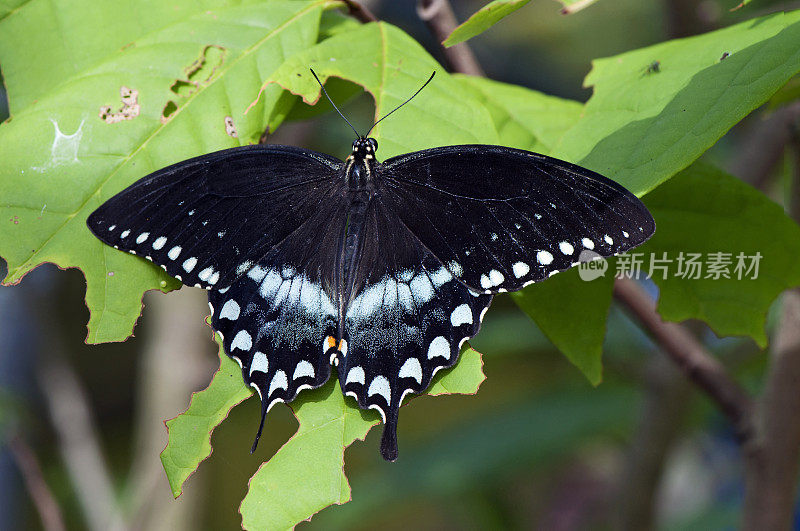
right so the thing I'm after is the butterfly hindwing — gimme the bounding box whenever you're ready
[87,145,342,290]
[208,200,347,446]
[339,197,493,461]
[381,145,655,293]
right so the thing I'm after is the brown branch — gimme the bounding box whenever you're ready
[342,0,377,23]
[416,0,485,76]
[7,435,67,531]
[612,278,755,441]
[742,288,800,530]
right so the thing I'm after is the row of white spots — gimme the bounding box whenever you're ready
[346,265,454,323]
[252,266,336,318]
[479,269,505,289]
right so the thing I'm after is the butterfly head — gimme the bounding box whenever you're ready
[352,137,378,160]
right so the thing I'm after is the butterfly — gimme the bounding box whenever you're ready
[87,70,655,461]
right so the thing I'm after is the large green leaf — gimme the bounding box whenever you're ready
[639,163,800,346]
[556,10,800,196]
[0,0,334,342]
[268,21,498,158]
[443,0,532,47]
[239,348,484,529]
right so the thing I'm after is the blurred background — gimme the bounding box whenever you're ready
[1,0,799,529]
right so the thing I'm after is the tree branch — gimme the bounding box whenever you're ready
[612,278,755,441]
[416,0,485,76]
[342,0,377,23]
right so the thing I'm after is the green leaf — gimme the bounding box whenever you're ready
[556,10,800,196]
[269,21,499,157]
[443,0,531,47]
[0,0,334,342]
[160,332,251,498]
[456,74,583,153]
[239,348,485,529]
[639,163,800,346]
[512,269,613,385]
[557,0,600,14]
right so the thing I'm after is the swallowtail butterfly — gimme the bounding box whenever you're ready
[87,71,655,461]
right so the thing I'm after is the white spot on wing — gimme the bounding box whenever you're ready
[604,234,614,245]
[198,267,214,281]
[168,246,181,260]
[346,366,365,385]
[488,269,504,286]
[537,250,554,265]
[582,238,594,250]
[450,304,473,326]
[427,336,450,360]
[183,257,197,272]
[152,236,167,250]
[120,230,130,239]
[368,376,391,404]
[231,330,251,351]
[250,351,268,375]
[559,241,574,255]
[236,261,253,275]
[512,262,530,278]
[293,361,315,380]
[136,232,149,244]
[398,358,422,383]
[220,300,240,320]
[269,370,288,396]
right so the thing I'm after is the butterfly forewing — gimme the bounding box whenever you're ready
[339,197,492,461]
[381,145,655,293]
[87,145,342,290]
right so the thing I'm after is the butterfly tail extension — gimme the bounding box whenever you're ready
[380,408,400,462]
[250,396,269,454]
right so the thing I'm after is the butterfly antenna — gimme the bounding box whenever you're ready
[309,68,361,139]
[365,71,435,138]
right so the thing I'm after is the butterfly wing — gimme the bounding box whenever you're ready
[340,196,493,461]
[208,197,347,449]
[87,145,343,290]
[380,145,655,293]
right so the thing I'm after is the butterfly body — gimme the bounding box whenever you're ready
[88,132,654,462]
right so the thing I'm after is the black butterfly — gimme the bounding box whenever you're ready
[87,71,655,461]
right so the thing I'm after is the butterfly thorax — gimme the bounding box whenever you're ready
[344,137,379,190]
